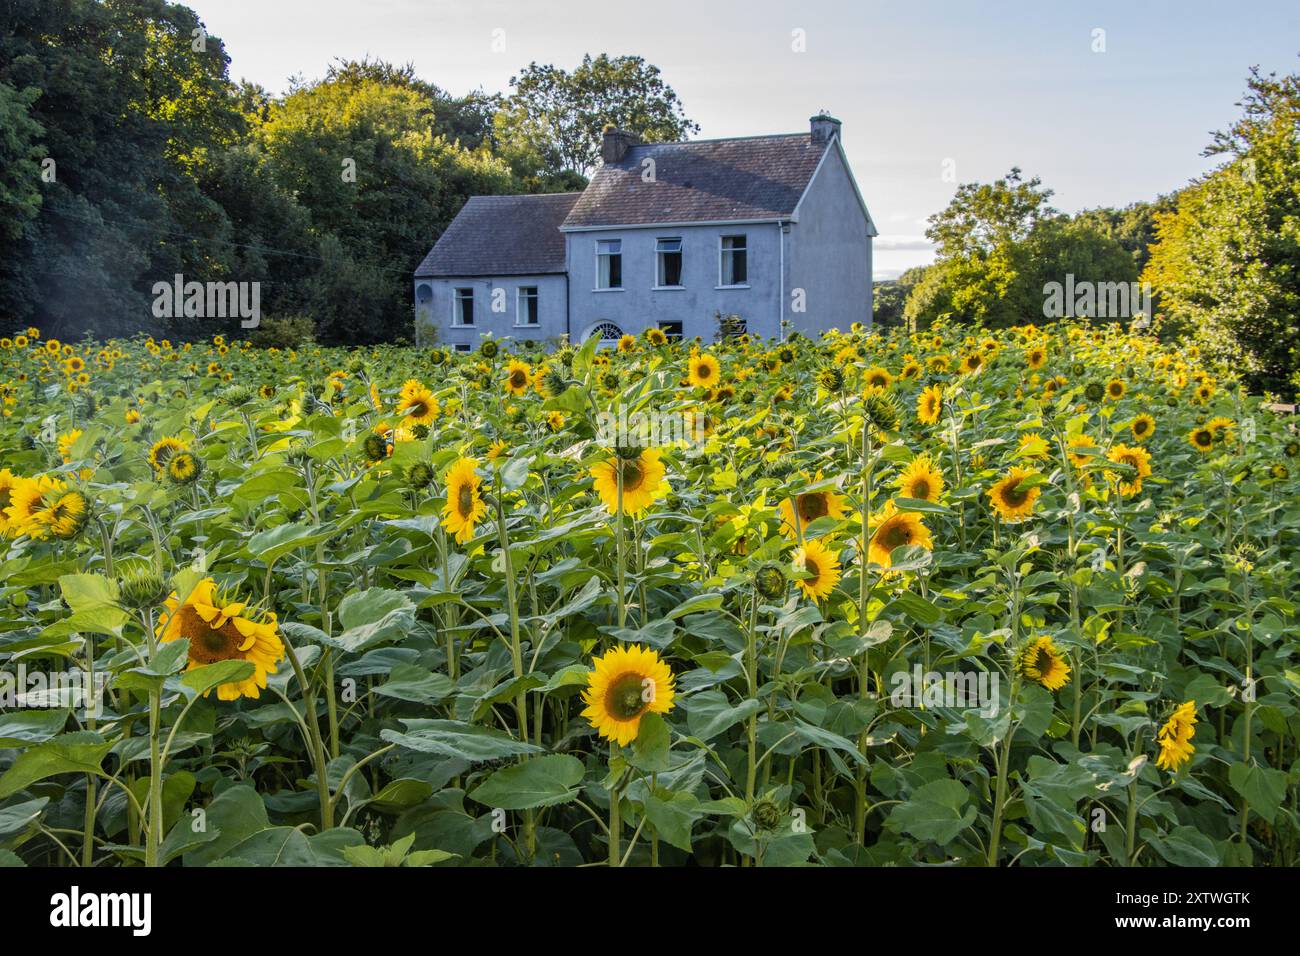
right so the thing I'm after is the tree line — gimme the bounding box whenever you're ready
[877,62,1300,397]
[0,0,697,345]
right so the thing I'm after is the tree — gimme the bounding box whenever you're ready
[252,68,516,342]
[498,54,699,176]
[0,0,244,338]
[1142,64,1300,395]
[905,169,1141,329]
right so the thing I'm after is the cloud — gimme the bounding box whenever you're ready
[874,235,934,252]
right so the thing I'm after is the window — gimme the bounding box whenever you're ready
[453,342,472,353]
[453,287,474,326]
[586,321,623,344]
[656,237,683,287]
[720,235,748,286]
[658,321,683,341]
[596,239,622,289]
[718,313,747,338]
[516,287,539,327]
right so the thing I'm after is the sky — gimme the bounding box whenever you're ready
[192,0,1300,279]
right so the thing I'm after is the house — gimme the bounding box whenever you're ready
[412,114,877,349]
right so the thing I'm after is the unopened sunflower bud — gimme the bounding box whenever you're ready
[751,799,782,832]
[406,461,434,491]
[754,562,788,601]
[117,564,169,610]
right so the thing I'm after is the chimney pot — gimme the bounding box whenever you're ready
[810,113,841,144]
[602,127,640,164]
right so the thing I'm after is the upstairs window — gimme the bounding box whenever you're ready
[517,287,539,326]
[720,235,748,286]
[596,239,622,289]
[656,237,683,287]
[453,288,474,326]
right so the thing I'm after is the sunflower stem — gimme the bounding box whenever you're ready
[494,487,535,859]
[281,630,334,830]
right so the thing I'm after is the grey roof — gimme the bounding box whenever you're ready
[414,192,581,277]
[562,133,828,229]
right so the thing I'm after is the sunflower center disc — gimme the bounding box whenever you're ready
[606,674,648,720]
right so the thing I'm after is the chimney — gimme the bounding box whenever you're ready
[601,126,640,164]
[810,113,841,145]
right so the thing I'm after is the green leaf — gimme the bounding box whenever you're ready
[373,665,454,704]
[0,733,112,799]
[468,754,585,810]
[0,709,70,748]
[245,521,333,566]
[1228,763,1288,825]
[0,798,48,841]
[885,779,976,844]
[685,689,762,742]
[331,588,416,653]
[628,712,672,772]
[57,574,119,612]
[181,660,256,698]
[381,719,542,763]
[642,788,699,853]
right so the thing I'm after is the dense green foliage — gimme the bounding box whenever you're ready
[0,2,696,344]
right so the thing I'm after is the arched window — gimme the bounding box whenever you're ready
[583,321,623,344]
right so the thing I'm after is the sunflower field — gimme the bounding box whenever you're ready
[0,320,1297,869]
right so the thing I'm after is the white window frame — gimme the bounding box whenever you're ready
[451,287,475,327]
[595,239,623,291]
[718,234,750,289]
[654,237,684,289]
[514,286,540,328]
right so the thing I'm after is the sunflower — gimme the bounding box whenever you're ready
[646,327,667,347]
[1026,346,1047,369]
[396,381,439,426]
[958,352,983,375]
[1016,432,1050,460]
[125,408,141,425]
[1066,434,1098,469]
[545,410,566,432]
[503,360,531,396]
[590,448,667,516]
[4,475,60,537]
[617,334,637,353]
[867,499,933,569]
[157,578,284,701]
[167,451,203,486]
[779,482,848,538]
[1206,415,1235,439]
[486,438,509,462]
[1105,443,1153,497]
[792,538,841,602]
[987,466,1041,523]
[862,366,893,393]
[1105,378,1126,400]
[1187,425,1215,453]
[895,454,944,502]
[1155,700,1197,772]
[1130,413,1155,442]
[148,436,188,474]
[32,485,90,540]
[581,644,676,746]
[916,384,943,425]
[57,429,82,463]
[687,353,720,388]
[441,457,487,543]
[0,469,24,537]
[1014,635,1071,691]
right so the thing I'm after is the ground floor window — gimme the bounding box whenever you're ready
[658,321,684,341]
[586,321,623,343]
